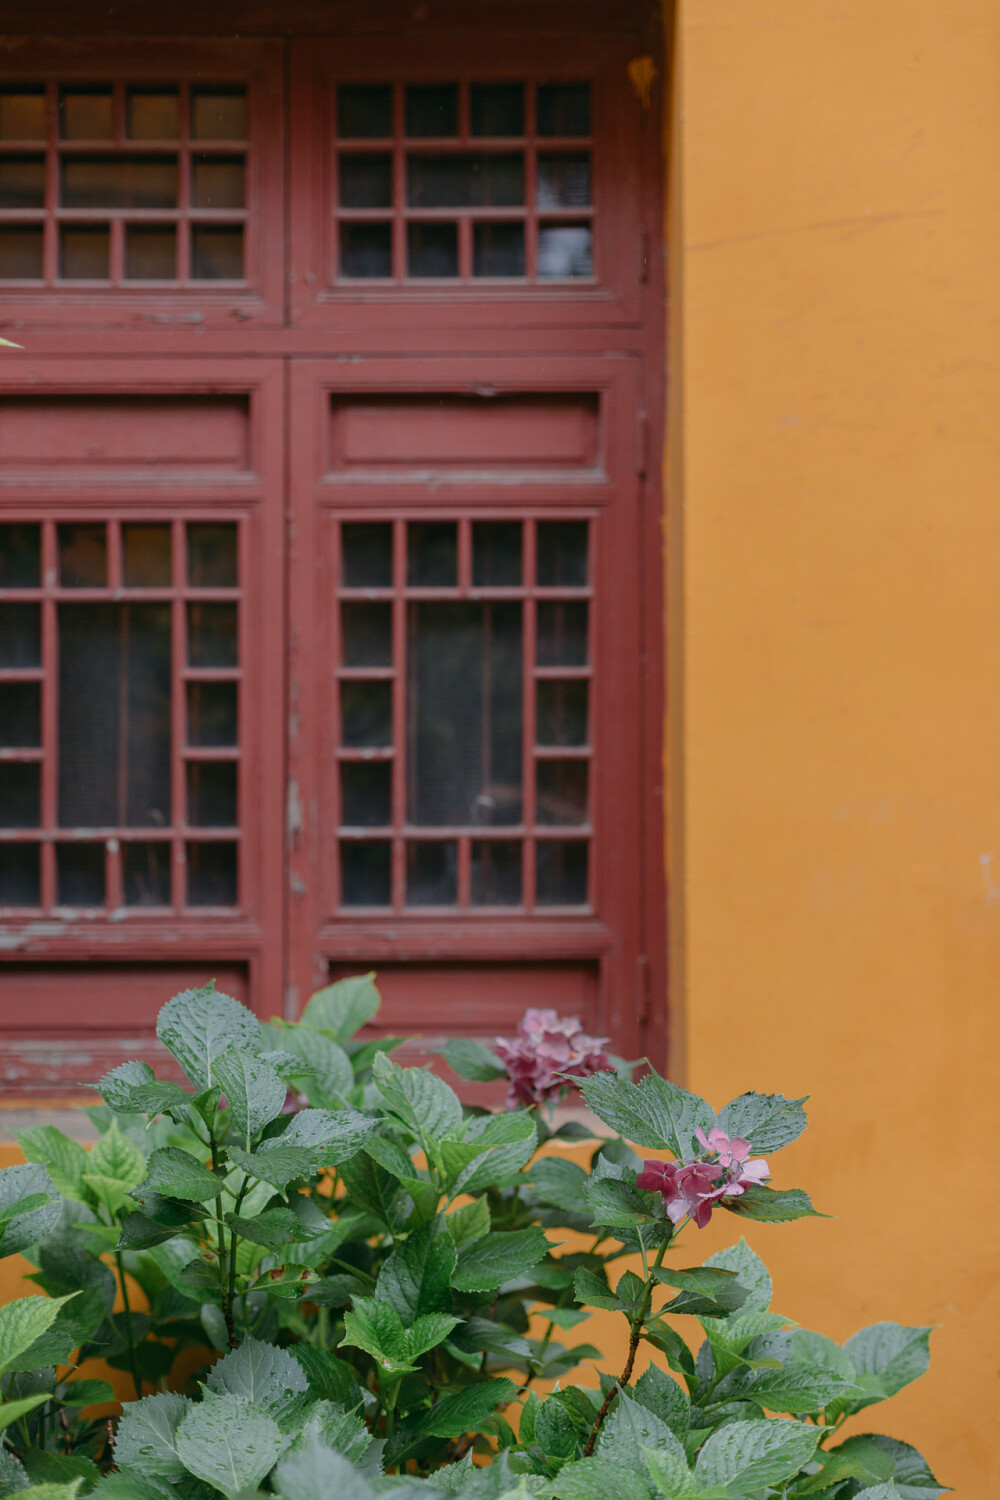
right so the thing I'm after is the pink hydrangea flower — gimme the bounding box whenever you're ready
[637,1127,770,1229]
[495,1008,610,1109]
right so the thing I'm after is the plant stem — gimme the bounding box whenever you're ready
[583,1233,671,1456]
[210,1137,238,1349]
[115,1250,143,1401]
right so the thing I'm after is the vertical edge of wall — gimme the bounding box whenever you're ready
[663,0,687,1083]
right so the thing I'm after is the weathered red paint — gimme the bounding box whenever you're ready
[0,2,666,1091]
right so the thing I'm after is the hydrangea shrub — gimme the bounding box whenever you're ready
[0,978,945,1500]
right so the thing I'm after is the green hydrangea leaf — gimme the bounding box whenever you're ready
[206,1337,309,1417]
[264,1026,354,1107]
[16,1129,90,1202]
[156,985,262,1092]
[299,973,381,1045]
[142,1148,224,1202]
[551,1456,656,1500]
[523,1159,591,1217]
[0,1166,61,1257]
[413,1377,517,1438]
[715,1093,808,1154]
[432,1038,507,1083]
[371,1052,463,1143]
[273,1430,375,1500]
[721,1185,823,1222]
[694,1418,821,1494]
[175,1391,283,1496]
[93,1060,156,1112]
[452,1228,550,1293]
[227,1146,316,1191]
[89,1121,146,1188]
[272,1108,376,1165]
[213,1048,287,1147]
[376,1221,457,1322]
[843,1324,932,1401]
[579,1072,716,1156]
[0,1294,77,1377]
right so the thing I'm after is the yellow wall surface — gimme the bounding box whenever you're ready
[669,2,1000,1495]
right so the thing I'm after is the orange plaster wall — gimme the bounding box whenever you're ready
[668,2,1000,1494]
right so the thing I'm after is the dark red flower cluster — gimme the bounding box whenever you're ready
[636,1128,770,1228]
[495,1008,610,1109]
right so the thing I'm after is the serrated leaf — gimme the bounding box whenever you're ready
[722,1185,822,1222]
[224,1207,306,1251]
[270,1107,375,1165]
[551,1457,651,1500]
[792,1329,856,1381]
[267,1026,353,1106]
[0,1294,76,1376]
[290,1346,362,1408]
[142,1148,223,1202]
[633,1364,690,1434]
[371,1052,463,1143]
[580,1071,715,1156]
[0,1446,28,1494]
[89,1476,173,1500]
[598,1391,687,1473]
[16,1129,89,1201]
[834,1434,945,1499]
[413,1377,517,1438]
[716,1092,808,1154]
[175,1390,282,1497]
[572,1266,624,1312]
[128,1082,193,1120]
[89,1121,146,1188]
[274,1430,375,1500]
[339,1297,409,1369]
[20,1454,97,1493]
[643,1444,698,1497]
[156,985,262,1091]
[0,1393,50,1431]
[81,1174,137,1218]
[452,1228,550,1292]
[448,1317,531,1362]
[94,1060,156,1112]
[213,1048,287,1147]
[0,1166,61,1257]
[376,1222,457,1322]
[694,1418,820,1494]
[112,1391,193,1477]
[432,1037,507,1082]
[843,1324,932,1400]
[446,1197,491,1248]
[227,1145,316,1191]
[523,1158,591,1216]
[726,1362,859,1414]
[206,1337,309,1416]
[300,972,381,1044]
[58,1378,115,1406]
[406,1311,461,1360]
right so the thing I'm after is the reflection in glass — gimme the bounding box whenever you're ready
[342,522,393,587]
[407,601,522,826]
[471,84,524,137]
[125,225,176,280]
[0,157,45,209]
[187,761,237,827]
[0,682,41,747]
[537,223,593,278]
[339,153,392,209]
[338,85,393,140]
[340,222,392,278]
[56,843,105,906]
[473,521,522,586]
[188,603,238,667]
[59,603,172,828]
[0,844,39,905]
[405,84,458,138]
[0,524,40,587]
[407,221,458,277]
[406,840,456,904]
[186,840,237,904]
[341,680,392,748]
[60,88,113,140]
[537,152,591,209]
[0,763,39,826]
[408,522,456,586]
[127,90,179,140]
[191,90,246,141]
[537,520,588,586]
[191,225,244,279]
[187,681,238,747]
[59,523,106,587]
[407,153,523,208]
[60,226,110,280]
[536,838,588,904]
[341,761,392,826]
[0,605,41,668]
[536,83,591,138]
[122,523,171,587]
[0,228,43,279]
[537,600,588,666]
[0,90,46,142]
[124,841,171,905]
[188,523,238,587]
[473,222,524,277]
[536,758,588,825]
[537,679,588,747]
[341,840,391,905]
[341,602,392,667]
[471,839,522,905]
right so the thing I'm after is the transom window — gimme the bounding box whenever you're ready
[0,518,243,911]
[334,517,593,911]
[333,81,593,281]
[0,83,248,283]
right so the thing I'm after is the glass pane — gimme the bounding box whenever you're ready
[0,227,43,279]
[407,601,522,826]
[127,90,179,140]
[536,839,588,904]
[187,681,237,747]
[405,84,458,138]
[187,523,238,587]
[124,840,171,905]
[536,83,591,137]
[0,524,40,587]
[408,522,456,586]
[0,89,46,142]
[341,680,392,748]
[122,523,172,586]
[340,761,391,826]
[192,155,245,209]
[0,763,39,827]
[61,157,179,209]
[191,225,244,280]
[0,844,39,905]
[60,88,113,140]
[61,226,110,280]
[187,840,237,904]
[537,223,593,278]
[471,839,522,905]
[58,603,172,828]
[537,679,588,747]
[537,520,588,585]
[473,521,522,586]
[339,153,392,209]
[191,90,246,141]
[0,605,41,667]
[342,522,393,587]
[187,761,237,827]
[340,840,390,905]
[407,221,458,277]
[537,152,591,209]
[536,758,588,825]
[537,600,588,666]
[0,681,41,747]
[188,603,238,667]
[471,84,524,137]
[56,843,105,906]
[125,225,176,280]
[341,602,392,667]
[59,523,106,587]
[0,157,45,208]
[406,840,456,905]
[340,222,392,279]
[473,222,524,277]
[407,153,523,208]
[338,85,393,140]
